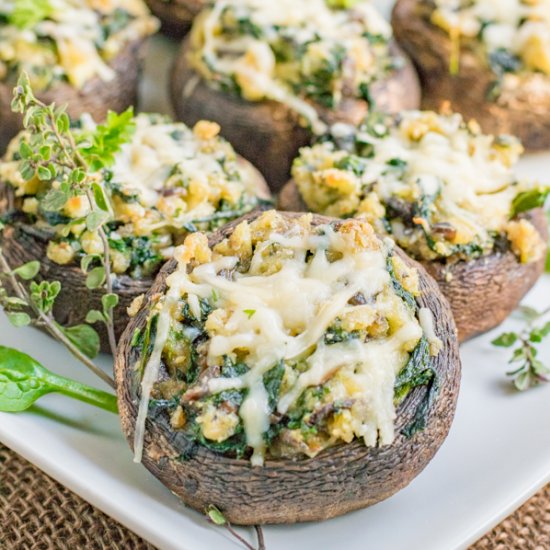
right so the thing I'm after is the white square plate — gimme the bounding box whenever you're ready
[1,2,550,548]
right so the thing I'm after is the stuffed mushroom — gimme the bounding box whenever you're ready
[116,210,461,524]
[279,110,549,341]
[392,0,550,150]
[0,0,159,151]
[0,113,270,351]
[170,0,420,191]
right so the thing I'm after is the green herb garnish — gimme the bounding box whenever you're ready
[510,188,550,218]
[0,346,117,413]
[8,0,53,29]
[492,305,550,390]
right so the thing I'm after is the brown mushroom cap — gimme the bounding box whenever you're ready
[278,180,549,342]
[115,210,461,525]
[0,38,147,154]
[144,0,204,36]
[170,38,420,192]
[392,0,550,151]
[0,160,270,353]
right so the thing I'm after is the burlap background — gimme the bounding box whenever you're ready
[0,444,548,549]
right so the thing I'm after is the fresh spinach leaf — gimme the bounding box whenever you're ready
[0,346,117,413]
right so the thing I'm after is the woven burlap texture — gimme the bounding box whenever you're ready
[0,444,548,550]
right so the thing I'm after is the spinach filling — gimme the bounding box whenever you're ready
[141,299,437,458]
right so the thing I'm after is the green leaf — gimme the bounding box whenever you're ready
[85,310,106,324]
[70,168,86,184]
[81,108,135,169]
[243,309,256,319]
[39,145,51,160]
[81,254,100,273]
[509,346,525,363]
[206,505,227,526]
[20,161,35,181]
[263,361,284,410]
[92,182,110,212]
[513,305,541,322]
[491,332,518,348]
[510,188,550,218]
[37,165,51,181]
[19,141,33,159]
[86,211,107,232]
[394,337,434,403]
[86,266,106,289]
[41,188,69,211]
[6,296,28,307]
[9,0,54,29]
[30,280,61,313]
[101,293,119,313]
[6,312,31,327]
[532,359,550,376]
[0,346,117,413]
[540,320,550,337]
[12,260,40,280]
[514,371,532,391]
[58,324,100,359]
[56,112,70,134]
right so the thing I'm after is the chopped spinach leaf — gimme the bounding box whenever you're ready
[386,254,417,311]
[263,361,285,410]
[334,155,367,176]
[394,337,439,439]
[324,325,360,345]
[394,337,432,403]
[221,356,249,378]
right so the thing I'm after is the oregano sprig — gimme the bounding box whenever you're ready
[492,305,550,391]
[11,72,135,356]
[206,506,266,550]
[0,248,113,387]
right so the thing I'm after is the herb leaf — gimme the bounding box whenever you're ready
[57,324,100,359]
[492,304,550,390]
[491,332,518,348]
[12,261,40,280]
[0,346,117,413]
[510,188,550,218]
[9,0,53,29]
[81,108,136,169]
[206,505,227,526]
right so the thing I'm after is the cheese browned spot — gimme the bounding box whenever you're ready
[292,110,546,263]
[133,211,441,466]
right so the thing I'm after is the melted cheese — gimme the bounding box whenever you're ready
[188,0,392,133]
[1,113,264,276]
[134,213,435,465]
[432,0,550,76]
[0,0,158,89]
[110,115,247,212]
[293,110,542,262]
